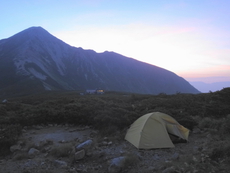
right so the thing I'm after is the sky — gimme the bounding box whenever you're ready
[1,0,230,84]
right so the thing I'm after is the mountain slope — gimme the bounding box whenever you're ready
[0,26,200,95]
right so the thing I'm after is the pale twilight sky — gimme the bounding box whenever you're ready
[0,0,230,83]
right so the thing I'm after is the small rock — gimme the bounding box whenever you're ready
[90,130,98,137]
[53,160,68,168]
[171,152,179,160]
[10,144,21,152]
[0,160,5,164]
[59,140,66,143]
[162,166,177,173]
[35,139,53,149]
[42,146,51,152]
[102,141,108,146]
[206,133,211,139]
[76,139,93,152]
[153,154,160,160]
[28,148,40,157]
[69,167,76,172]
[193,156,198,162]
[23,159,38,168]
[193,127,201,134]
[40,161,47,168]
[108,156,125,173]
[75,149,85,160]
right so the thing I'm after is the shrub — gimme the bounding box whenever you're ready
[220,114,230,134]
[198,117,223,130]
[0,124,22,156]
[210,142,230,161]
[177,116,198,130]
[5,102,22,111]
[0,106,7,116]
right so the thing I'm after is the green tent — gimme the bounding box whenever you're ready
[125,112,189,149]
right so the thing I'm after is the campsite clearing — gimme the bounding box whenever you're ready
[0,124,227,173]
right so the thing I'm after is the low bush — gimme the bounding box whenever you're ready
[177,115,198,130]
[220,114,230,135]
[210,142,230,162]
[198,117,223,130]
[0,124,22,156]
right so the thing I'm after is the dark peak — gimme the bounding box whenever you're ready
[8,26,52,40]
[7,26,58,45]
[18,26,50,37]
[24,26,47,32]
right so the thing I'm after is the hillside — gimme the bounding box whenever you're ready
[0,26,199,96]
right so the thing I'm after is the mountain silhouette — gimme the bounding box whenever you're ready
[0,26,200,96]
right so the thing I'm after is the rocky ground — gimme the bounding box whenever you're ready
[0,124,227,173]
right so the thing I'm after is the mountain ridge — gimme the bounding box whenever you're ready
[189,81,230,93]
[0,26,200,96]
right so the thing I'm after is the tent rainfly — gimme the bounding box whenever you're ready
[125,112,189,149]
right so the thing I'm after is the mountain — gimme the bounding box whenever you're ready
[189,81,230,93]
[0,26,200,96]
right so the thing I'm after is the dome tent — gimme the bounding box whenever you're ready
[125,112,189,149]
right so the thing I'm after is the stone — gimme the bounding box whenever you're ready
[28,148,40,157]
[153,154,160,160]
[34,139,51,149]
[108,156,125,173]
[76,139,93,152]
[10,144,21,152]
[69,167,76,172]
[59,140,66,143]
[162,166,177,173]
[23,159,38,168]
[102,141,108,146]
[53,160,68,168]
[75,149,85,160]
[171,152,179,160]
[193,127,201,134]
